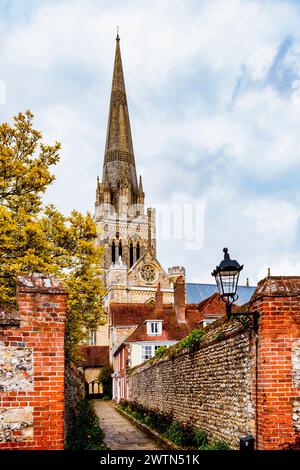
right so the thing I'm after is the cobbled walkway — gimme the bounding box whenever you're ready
[93,400,161,450]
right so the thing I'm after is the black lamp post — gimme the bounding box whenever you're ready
[212,248,259,331]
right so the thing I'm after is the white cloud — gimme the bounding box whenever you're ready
[1,0,300,284]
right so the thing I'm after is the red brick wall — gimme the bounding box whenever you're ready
[251,276,300,450]
[0,274,67,450]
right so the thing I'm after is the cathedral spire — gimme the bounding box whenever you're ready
[102,34,138,203]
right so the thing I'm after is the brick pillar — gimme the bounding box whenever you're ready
[250,276,300,450]
[18,274,67,450]
[0,273,67,450]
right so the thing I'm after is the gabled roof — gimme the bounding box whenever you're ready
[78,346,109,367]
[197,292,226,315]
[186,283,256,306]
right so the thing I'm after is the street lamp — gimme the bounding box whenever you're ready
[212,248,259,331]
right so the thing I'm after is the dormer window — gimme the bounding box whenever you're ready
[146,320,162,336]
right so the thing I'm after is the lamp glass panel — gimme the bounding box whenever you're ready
[219,270,239,296]
[215,273,223,295]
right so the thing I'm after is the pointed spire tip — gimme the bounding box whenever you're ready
[116,26,120,41]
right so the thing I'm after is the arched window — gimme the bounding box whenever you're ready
[136,242,140,261]
[129,242,134,268]
[118,240,122,259]
[112,240,116,264]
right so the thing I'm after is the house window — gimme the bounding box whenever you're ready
[89,331,97,345]
[142,345,152,362]
[147,321,162,336]
[142,344,165,362]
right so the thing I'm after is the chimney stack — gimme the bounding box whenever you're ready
[174,276,186,322]
[155,283,163,311]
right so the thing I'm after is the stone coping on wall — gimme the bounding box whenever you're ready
[16,273,67,294]
[251,276,300,302]
[127,315,247,377]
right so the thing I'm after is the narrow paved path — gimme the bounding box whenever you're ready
[93,400,161,450]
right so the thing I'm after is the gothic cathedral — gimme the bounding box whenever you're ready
[94,34,182,322]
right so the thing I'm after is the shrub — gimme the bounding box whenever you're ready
[98,364,113,399]
[178,329,205,352]
[65,398,106,450]
[143,415,154,427]
[194,429,208,448]
[164,421,185,446]
[200,439,230,450]
[150,409,173,434]
[102,394,111,401]
[155,346,167,359]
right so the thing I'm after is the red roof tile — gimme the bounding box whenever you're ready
[110,303,155,326]
[112,293,231,356]
[197,293,227,316]
[78,346,109,367]
[119,305,201,344]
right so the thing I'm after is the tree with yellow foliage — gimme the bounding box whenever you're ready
[0,111,105,362]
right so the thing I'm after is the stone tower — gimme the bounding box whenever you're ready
[95,34,156,280]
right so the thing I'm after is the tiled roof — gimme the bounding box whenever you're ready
[197,292,227,315]
[186,283,256,306]
[123,305,200,345]
[110,303,154,326]
[112,288,244,356]
[78,346,109,367]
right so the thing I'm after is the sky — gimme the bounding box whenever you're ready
[1,0,300,285]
